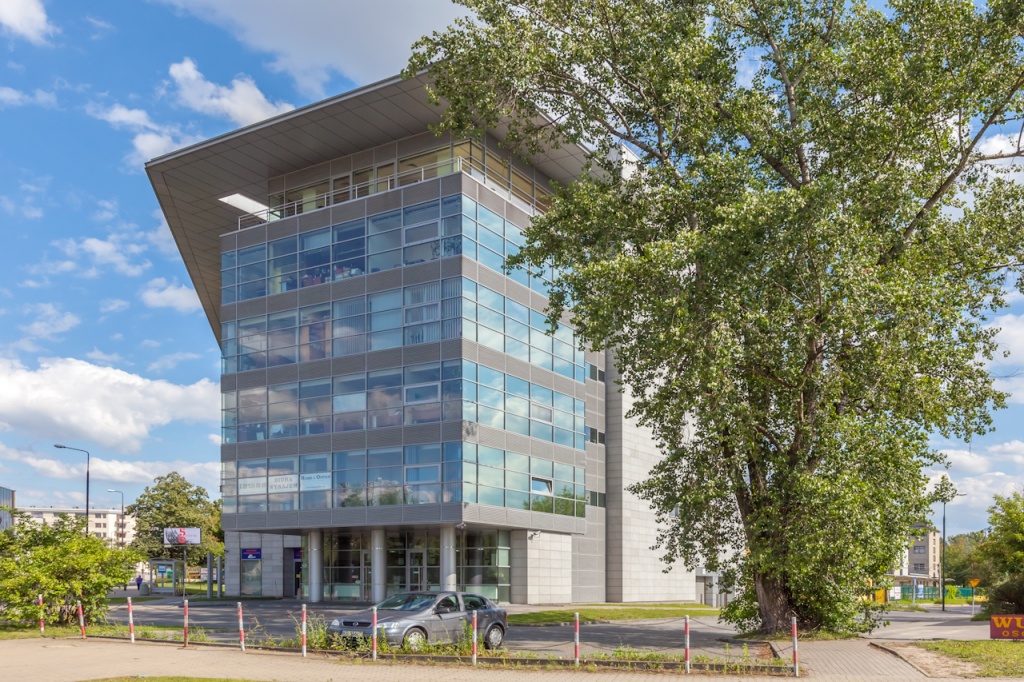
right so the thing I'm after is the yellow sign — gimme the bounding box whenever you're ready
[969,578,980,588]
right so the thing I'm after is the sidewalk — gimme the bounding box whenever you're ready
[0,636,982,681]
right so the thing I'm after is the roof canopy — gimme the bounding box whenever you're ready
[146,73,588,338]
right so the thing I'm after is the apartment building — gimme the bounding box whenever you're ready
[19,506,137,547]
[147,73,698,603]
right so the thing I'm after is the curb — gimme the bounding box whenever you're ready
[868,641,931,678]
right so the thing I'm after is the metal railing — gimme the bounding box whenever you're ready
[236,156,553,231]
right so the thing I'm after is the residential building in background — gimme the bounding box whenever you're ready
[891,522,942,589]
[0,485,15,531]
[19,506,137,547]
[147,73,699,603]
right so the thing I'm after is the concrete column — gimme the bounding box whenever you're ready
[309,529,323,603]
[440,526,457,591]
[371,528,386,602]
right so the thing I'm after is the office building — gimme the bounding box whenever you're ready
[0,485,14,531]
[147,73,698,603]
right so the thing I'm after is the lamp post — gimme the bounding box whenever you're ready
[54,444,90,531]
[939,485,967,612]
[107,489,124,549]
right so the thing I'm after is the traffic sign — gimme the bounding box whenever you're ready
[969,578,980,587]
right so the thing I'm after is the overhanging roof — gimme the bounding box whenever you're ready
[146,73,590,340]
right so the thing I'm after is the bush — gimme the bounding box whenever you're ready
[983,576,1024,615]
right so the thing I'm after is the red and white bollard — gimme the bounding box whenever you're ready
[127,597,135,643]
[684,615,691,674]
[77,600,86,639]
[371,606,378,661]
[301,604,307,657]
[472,609,478,666]
[574,612,580,666]
[38,594,44,635]
[183,599,189,647]
[792,616,799,677]
[237,602,245,652]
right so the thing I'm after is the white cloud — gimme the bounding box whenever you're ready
[110,332,124,341]
[53,230,151,277]
[0,86,56,109]
[140,278,201,313]
[92,199,118,222]
[155,0,465,96]
[207,433,222,447]
[146,210,179,257]
[85,16,114,40]
[0,356,218,453]
[0,178,47,219]
[168,57,293,127]
[0,0,57,46]
[17,303,79,342]
[147,351,201,373]
[100,298,129,314]
[140,339,161,348]
[0,443,220,490]
[85,348,125,365]
[86,102,203,167]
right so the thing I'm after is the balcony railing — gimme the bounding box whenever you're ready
[236,156,550,231]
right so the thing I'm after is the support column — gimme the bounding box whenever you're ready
[441,526,457,591]
[309,529,323,603]
[371,528,386,603]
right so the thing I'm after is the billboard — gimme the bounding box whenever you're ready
[163,527,201,546]
[991,615,1024,639]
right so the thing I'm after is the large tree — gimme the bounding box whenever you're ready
[0,509,140,625]
[409,0,1024,633]
[127,472,223,563]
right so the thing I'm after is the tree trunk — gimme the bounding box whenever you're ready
[754,572,794,634]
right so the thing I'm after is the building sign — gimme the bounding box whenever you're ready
[268,474,299,493]
[162,527,201,546]
[241,548,261,560]
[991,616,1024,639]
[238,477,268,496]
[300,472,332,491]
[293,548,303,560]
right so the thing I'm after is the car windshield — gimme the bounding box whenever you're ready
[376,593,437,611]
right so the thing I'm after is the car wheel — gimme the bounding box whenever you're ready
[404,627,427,650]
[484,624,504,650]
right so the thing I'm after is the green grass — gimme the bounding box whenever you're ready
[0,623,186,641]
[918,640,1024,677]
[105,596,162,605]
[508,606,720,626]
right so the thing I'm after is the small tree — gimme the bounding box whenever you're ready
[0,509,140,625]
[127,472,223,563]
[979,492,1024,614]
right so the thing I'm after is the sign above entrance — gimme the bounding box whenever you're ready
[241,548,262,560]
[163,527,201,546]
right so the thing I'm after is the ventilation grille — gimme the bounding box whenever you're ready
[236,370,269,390]
[331,201,365,224]
[266,291,299,313]
[237,226,267,248]
[266,364,299,384]
[266,439,299,457]
[221,375,237,392]
[298,359,331,380]
[404,424,441,444]
[298,284,331,306]
[366,269,402,292]
[367,428,403,447]
[332,278,366,299]
[403,261,441,285]
[298,210,331,232]
[402,178,440,205]
[236,299,267,318]
[267,219,298,241]
[299,435,332,453]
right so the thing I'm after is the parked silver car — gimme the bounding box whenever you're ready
[328,591,508,649]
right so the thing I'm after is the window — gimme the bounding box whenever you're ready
[913,546,926,554]
[531,478,552,495]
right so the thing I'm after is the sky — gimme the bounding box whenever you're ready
[0,0,1019,538]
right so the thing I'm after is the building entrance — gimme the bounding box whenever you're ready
[407,549,428,591]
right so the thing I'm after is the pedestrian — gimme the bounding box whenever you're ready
[135,575,143,590]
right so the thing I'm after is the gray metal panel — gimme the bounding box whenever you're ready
[476,267,506,293]
[266,291,299,313]
[297,284,331,305]
[332,432,368,450]
[351,149,374,171]
[236,298,267,318]
[504,356,531,382]
[531,513,555,531]
[221,513,237,530]
[285,162,330,189]
[267,218,299,240]
[266,438,299,457]
[298,509,333,527]
[505,433,531,456]
[478,427,505,449]
[330,155,352,177]
[553,515,575,534]
[235,513,268,529]
[369,505,404,524]
[475,505,507,525]
[333,507,369,525]
[530,440,554,458]
[403,260,440,285]
[298,359,332,380]
[221,233,237,251]
[366,348,403,369]
[299,435,332,453]
[332,277,366,299]
[236,442,268,459]
[220,444,237,461]
[403,343,440,365]
[298,209,331,232]
[506,508,532,528]
[440,256,463,279]
[221,304,237,322]
[505,283,530,306]
[331,200,366,224]
[367,428,403,447]
[439,172,463,197]
[440,503,464,522]
[237,225,268,247]
[476,184,507,216]
[404,505,441,522]
[374,141,398,163]
[332,355,367,374]
[267,511,299,528]
[529,366,554,388]
[366,269,402,292]
[403,423,441,444]
[366,190,401,215]
[440,339,463,360]
[221,374,237,392]
[236,370,269,389]
[402,178,440,206]
[440,421,465,441]
[266,364,299,384]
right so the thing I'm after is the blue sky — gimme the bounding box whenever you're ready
[0,0,1018,538]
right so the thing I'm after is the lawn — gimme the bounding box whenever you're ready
[918,640,1024,677]
[508,606,719,626]
[106,596,162,605]
[0,623,183,641]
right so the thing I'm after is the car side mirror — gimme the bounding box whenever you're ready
[435,605,450,614]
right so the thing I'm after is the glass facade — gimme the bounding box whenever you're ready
[223,442,585,517]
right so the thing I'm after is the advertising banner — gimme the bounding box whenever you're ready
[300,472,332,491]
[162,527,201,546]
[238,477,268,496]
[241,548,262,560]
[268,474,299,493]
[991,615,1024,639]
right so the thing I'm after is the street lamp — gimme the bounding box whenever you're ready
[107,489,124,549]
[54,444,90,531]
[941,490,967,612]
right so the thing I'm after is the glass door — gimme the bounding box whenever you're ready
[407,549,427,591]
[362,550,373,601]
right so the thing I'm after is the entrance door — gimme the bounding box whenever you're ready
[407,549,427,591]
[362,550,373,601]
